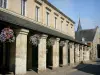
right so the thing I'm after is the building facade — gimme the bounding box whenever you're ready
[0,0,90,74]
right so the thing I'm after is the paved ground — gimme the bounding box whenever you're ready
[25,62,92,75]
[68,59,100,75]
[0,60,98,75]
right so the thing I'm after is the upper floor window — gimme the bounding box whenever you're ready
[61,21,63,31]
[71,24,73,28]
[0,0,7,8]
[21,0,26,16]
[35,6,39,21]
[46,12,49,26]
[54,17,57,28]
[66,21,69,26]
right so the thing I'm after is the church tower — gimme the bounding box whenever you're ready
[77,17,82,31]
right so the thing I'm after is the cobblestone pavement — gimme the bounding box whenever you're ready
[68,59,100,75]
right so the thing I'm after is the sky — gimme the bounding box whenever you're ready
[48,0,100,30]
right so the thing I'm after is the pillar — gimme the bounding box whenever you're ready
[38,34,48,72]
[69,42,74,65]
[74,44,79,64]
[86,47,90,61]
[77,44,80,63]
[74,44,77,63]
[15,29,29,74]
[52,38,60,68]
[83,46,87,62]
[62,40,69,66]
[79,45,83,62]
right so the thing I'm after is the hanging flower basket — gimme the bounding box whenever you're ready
[47,37,55,46]
[30,34,40,46]
[60,41,65,47]
[0,28,15,43]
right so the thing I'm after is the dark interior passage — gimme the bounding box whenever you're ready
[32,45,38,71]
[59,47,63,67]
[97,44,100,58]
[0,42,10,73]
[46,46,53,69]
[68,47,70,64]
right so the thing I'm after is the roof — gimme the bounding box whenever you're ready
[0,8,87,46]
[75,28,97,42]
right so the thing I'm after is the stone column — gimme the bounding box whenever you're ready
[85,47,90,61]
[62,40,69,66]
[74,44,77,63]
[69,42,74,65]
[81,45,84,61]
[52,38,60,69]
[74,44,79,64]
[79,45,83,62]
[38,34,48,72]
[83,46,87,62]
[15,29,29,74]
[88,47,90,60]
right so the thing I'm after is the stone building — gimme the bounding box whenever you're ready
[0,0,90,74]
[76,18,100,61]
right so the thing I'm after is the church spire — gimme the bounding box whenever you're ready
[77,17,82,31]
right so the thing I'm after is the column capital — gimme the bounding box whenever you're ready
[69,42,74,45]
[79,45,82,49]
[66,40,69,43]
[56,38,60,42]
[74,44,78,48]
[41,34,48,39]
[16,29,29,35]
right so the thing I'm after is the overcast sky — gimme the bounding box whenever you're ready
[48,0,100,30]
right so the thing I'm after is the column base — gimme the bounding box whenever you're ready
[38,69,46,73]
[69,63,75,67]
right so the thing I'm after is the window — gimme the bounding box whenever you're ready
[71,24,73,28]
[66,21,69,26]
[61,21,63,31]
[35,6,39,21]
[54,17,57,28]
[0,0,7,8]
[21,0,26,16]
[46,12,49,26]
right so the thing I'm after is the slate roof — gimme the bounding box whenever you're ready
[75,28,97,42]
[0,8,87,45]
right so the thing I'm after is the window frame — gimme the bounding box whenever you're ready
[46,12,49,26]
[54,17,57,28]
[35,6,39,21]
[61,21,63,31]
[21,0,26,16]
[0,0,7,8]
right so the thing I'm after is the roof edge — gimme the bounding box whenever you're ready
[44,0,75,24]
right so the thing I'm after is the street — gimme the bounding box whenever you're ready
[69,59,100,75]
